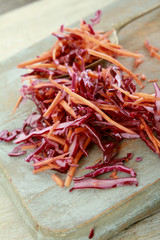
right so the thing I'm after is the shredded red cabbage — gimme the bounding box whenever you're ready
[70,177,138,191]
[89,228,94,239]
[0,10,159,191]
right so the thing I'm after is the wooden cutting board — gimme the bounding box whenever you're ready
[0,1,160,239]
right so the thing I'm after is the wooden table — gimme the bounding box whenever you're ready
[0,0,160,239]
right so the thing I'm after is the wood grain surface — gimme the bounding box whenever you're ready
[0,0,160,240]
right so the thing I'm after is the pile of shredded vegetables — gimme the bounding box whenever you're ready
[1,10,160,191]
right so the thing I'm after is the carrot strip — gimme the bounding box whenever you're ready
[63,129,73,153]
[52,115,59,123]
[57,64,68,72]
[51,174,64,188]
[12,96,23,114]
[64,137,91,187]
[141,74,146,81]
[33,164,60,173]
[21,144,36,150]
[45,88,54,97]
[141,118,159,154]
[148,79,158,83]
[134,92,160,101]
[70,96,84,105]
[33,153,69,167]
[49,76,64,90]
[48,121,60,137]
[134,56,143,68]
[87,71,98,79]
[152,135,160,148]
[52,40,61,60]
[144,40,159,52]
[88,49,144,88]
[152,51,160,61]
[132,98,144,105]
[33,82,57,89]
[17,49,52,68]
[26,63,57,69]
[112,84,139,100]
[140,120,160,149]
[59,100,77,119]
[74,127,87,133]
[83,33,142,58]
[94,103,119,111]
[21,75,40,83]
[144,40,160,61]
[110,171,118,178]
[106,42,122,49]
[99,29,114,39]
[43,133,65,145]
[63,85,136,135]
[43,91,62,118]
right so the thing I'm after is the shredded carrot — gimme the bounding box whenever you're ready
[140,118,159,154]
[64,137,91,187]
[148,79,158,83]
[144,40,160,61]
[59,100,77,119]
[141,74,146,81]
[43,91,62,118]
[99,29,114,39]
[43,133,65,145]
[12,96,23,114]
[9,14,160,191]
[134,92,160,101]
[134,56,143,68]
[74,127,87,133]
[140,119,160,149]
[33,82,57,89]
[51,174,64,188]
[110,171,118,178]
[152,51,160,61]
[44,119,51,127]
[21,144,36,150]
[49,76,64,90]
[33,164,60,173]
[63,129,73,153]
[35,90,44,101]
[17,49,52,68]
[26,63,57,69]
[152,135,160,148]
[106,42,122,49]
[87,71,98,79]
[132,97,144,105]
[21,75,40,84]
[94,103,119,111]
[48,121,60,137]
[70,96,84,105]
[33,153,69,167]
[43,99,53,104]
[63,85,136,135]
[52,40,61,60]
[112,84,139,100]
[52,115,59,123]
[64,28,142,59]
[144,40,159,52]
[88,49,144,88]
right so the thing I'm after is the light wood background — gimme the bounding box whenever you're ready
[0,0,160,239]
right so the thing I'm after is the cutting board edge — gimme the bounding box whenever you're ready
[1,163,160,240]
[1,1,160,239]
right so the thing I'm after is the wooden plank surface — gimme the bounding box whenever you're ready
[0,0,160,240]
